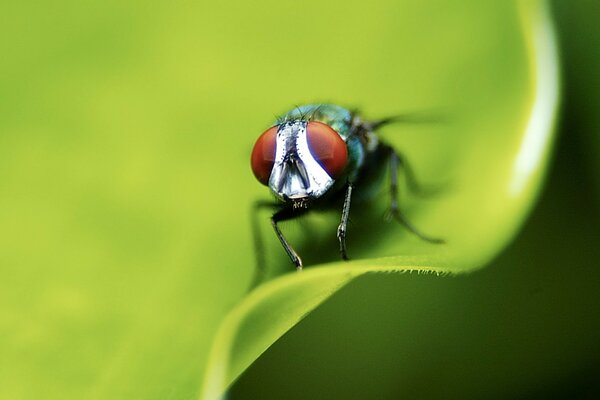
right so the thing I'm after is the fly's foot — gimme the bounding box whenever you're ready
[294,256,304,271]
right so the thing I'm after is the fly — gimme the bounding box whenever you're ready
[250,104,443,270]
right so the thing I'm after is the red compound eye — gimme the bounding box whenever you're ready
[251,126,278,185]
[306,121,348,178]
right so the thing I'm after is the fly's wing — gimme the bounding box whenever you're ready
[367,110,448,131]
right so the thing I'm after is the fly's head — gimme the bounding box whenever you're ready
[251,120,348,206]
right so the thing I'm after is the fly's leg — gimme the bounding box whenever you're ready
[337,183,354,260]
[271,207,306,270]
[395,152,434,196]
[387,147,445,244]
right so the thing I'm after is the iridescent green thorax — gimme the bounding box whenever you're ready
[277,104,366,185]
[279,104,353,139]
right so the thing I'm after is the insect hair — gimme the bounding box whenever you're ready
[274,113,285,125]
[273,103,328,125]
[308,104,323,121]
[294,105,307,121]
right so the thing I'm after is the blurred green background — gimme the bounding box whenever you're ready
[0,0,598,399]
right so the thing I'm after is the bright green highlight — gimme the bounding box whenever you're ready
[0,1,557,399]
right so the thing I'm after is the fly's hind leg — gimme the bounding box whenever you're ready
[385,146,445,244]
[394,151,438,197]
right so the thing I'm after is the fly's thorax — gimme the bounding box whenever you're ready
[280,104,353,139]
[363,130,379,152]
[344,134,366,182]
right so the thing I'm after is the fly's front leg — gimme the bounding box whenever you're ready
[337,183,354,260]
[387,147,445,244]
[271,207,305,270]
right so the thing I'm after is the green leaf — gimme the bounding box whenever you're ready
[202,1,559,398]
[0,1,557,399]
[229,5,600,393]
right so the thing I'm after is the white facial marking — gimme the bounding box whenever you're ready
[268,121,336,200]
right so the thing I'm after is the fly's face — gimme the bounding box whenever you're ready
[251,120,348,202]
